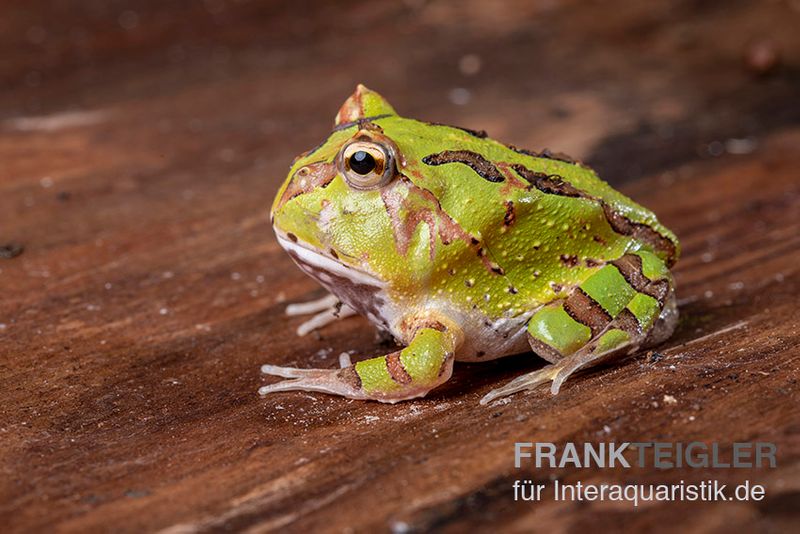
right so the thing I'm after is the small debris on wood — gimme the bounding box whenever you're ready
[0,243,24,259]
[744,39,781,76]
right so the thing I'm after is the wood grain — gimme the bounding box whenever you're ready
[1,1,799,532]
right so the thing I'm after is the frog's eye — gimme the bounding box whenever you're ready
[337,140,396,190]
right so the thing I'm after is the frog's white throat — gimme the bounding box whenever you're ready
[275,233,394,332]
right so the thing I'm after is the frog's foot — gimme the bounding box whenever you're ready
[285,294,356,336]
[479,352,603,405]
[259,321,463,403]
[480,364,560,405]
[259,364,366,398]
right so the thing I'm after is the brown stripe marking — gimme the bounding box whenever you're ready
[527,333,564,363]
[614,309,642,337]
[386,353,413,385]
[336,366,362,390]
[513,163,677,267]
[508,145,577,164]
[564,289,612,337]
[646,279,670,304]
[421,320,447,333]
[611,254,670,304]
[611,254,651,291]
[427,122,488,139]
[333,113,393,132]
[382,175,506,276]
[398,318,449,341]
[602,205,677,267]
[423,150,505,183]
[511,165,583,197]
[277,160,337,209]
[382,176,464,257]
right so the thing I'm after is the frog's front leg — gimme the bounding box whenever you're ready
[481,251,677,404]
[259,319,463,403]
[285,293,356,336]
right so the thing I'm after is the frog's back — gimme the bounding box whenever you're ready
[502,146,679,263]
[380,116,678,260]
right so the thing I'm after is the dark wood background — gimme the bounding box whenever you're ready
[1,1,799,532]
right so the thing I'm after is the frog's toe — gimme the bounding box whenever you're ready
[294,305,356,336]
[550,355,594,395]
[258,365,364,398]
[285,294,340,316]
[285,293,358,336]
[260,363,329,379]
[479,365,560,405]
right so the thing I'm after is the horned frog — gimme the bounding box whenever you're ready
[261,85,679,404]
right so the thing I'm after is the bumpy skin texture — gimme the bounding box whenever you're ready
[262,85,680,404]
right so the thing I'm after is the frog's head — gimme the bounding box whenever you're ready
[273,85,507,307]
[271,85,427,295]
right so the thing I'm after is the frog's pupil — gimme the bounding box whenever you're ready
[349,151,376,175]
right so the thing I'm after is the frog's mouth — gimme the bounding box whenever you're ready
[274,232,387,289]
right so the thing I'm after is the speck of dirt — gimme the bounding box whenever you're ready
[744,39,781,76]
[0,243,24,259]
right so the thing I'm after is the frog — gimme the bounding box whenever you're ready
[260,84,679,405]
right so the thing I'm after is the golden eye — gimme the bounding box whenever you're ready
[337,140,395,190]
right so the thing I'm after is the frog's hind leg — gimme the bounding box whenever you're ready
[481,251,675,404]
[285,293,357,336]
[480,310,645,404]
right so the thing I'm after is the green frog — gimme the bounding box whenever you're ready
[260,85,679,404]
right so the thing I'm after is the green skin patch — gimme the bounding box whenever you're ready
[595,329,631,354]
[355,358,401,394]
[262,85,679,402]
[627,292,661,329]
[528,305,592,356]
[635,249,671,281]
[399,328,452,382]
[580,264,637,317]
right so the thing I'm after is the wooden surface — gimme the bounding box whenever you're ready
[2,1,799,532]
